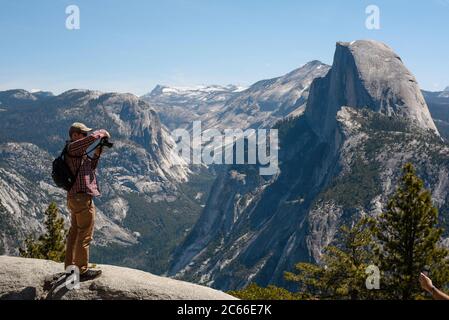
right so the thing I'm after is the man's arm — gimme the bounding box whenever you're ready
[432,287,449,300]
[419,273,449,300]
[68,129,109,156]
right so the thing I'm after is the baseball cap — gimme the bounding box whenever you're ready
[70,122,92,133]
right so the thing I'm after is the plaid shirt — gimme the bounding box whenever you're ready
[65,129,109,197]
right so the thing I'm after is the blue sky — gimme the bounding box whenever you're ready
[0,0,448,95]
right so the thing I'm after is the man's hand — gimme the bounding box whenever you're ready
[419,272,449,300]
[95,129,111,140]
[419,272,433,293]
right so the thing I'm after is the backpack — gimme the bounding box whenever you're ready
[51,143,84,191]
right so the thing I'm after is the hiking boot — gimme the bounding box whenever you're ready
[80,269,102,281]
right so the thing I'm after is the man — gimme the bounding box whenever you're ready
[419,272,449,300]
[64,122,110,280]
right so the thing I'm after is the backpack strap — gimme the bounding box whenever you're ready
[63,141,90,182]
[62,141,89,159]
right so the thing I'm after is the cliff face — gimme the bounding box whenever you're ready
[0,256,237,300]
[305,40,438,139]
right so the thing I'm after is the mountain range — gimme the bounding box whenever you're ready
[167,40,449,290]
[143,64,449,139]
[141,61,331,131]
[1,40,449,290]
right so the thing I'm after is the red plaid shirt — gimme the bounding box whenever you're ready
[65,130,109,197]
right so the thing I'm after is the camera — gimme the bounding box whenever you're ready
[99,137,114,148]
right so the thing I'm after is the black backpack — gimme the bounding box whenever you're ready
[51,143,84,191]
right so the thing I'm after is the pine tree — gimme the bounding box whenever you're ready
[285,217,376,299]
[373,163,449,299]
[227,283,303,300]
[19,202,67,262]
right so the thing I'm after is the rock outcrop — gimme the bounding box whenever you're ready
[305,40,439,138]
[0,256,237,300]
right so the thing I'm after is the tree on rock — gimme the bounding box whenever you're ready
[20,202,67,262]
[227,283,303,300]
[285,217,376,299]
[373,163,449,299]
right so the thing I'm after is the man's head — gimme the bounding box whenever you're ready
[69,122,92,141]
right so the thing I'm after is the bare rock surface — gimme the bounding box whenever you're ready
[0,256,237,300]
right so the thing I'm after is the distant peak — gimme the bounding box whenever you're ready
[59,89,95,95]
[2,89,32,95]
[144,84,245,97]
[281,61,330,80]
[438,86,449,98]
[57,89,103,102]
[32,91,54,98]
[0,89,37,101]
[304,60,325,66]
[148,84,168,96]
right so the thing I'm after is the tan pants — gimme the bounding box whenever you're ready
[65,193,96,274]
